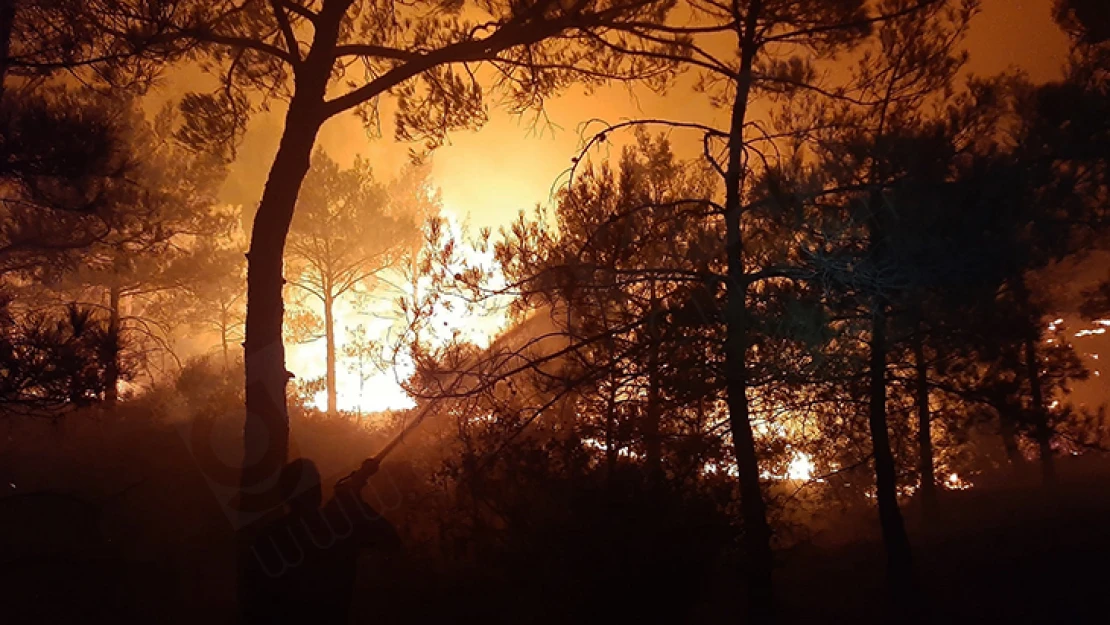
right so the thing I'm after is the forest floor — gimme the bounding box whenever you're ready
[2,413,1108,624]
[771,459,1110,624]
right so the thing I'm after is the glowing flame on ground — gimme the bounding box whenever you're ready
[945,472,972,491]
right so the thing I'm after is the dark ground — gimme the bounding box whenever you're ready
[2,413,1109,624]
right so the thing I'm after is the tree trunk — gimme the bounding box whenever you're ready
[722,3,774,622]
[104,284,121,406]
[864,72,914,593]
[999,411,1022,464]
[240,6,343,514]
[241,118,317,508]
[605,378,617,485]
[644,282,663,486]
[220,307,231,371]
[1024,335,1056,483]
[324,292,338,416]
[1013,276,1055,484]
[912,326,937,518]
[0,0,15,97]
[869,303,914,594]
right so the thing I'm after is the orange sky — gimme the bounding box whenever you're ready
[198,0,1086,413]
[213,0,1074,234]
[299,0,1071,233]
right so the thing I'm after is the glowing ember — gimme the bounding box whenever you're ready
[945,472,972,490]
[582,437,639,459]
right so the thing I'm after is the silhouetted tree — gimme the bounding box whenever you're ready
[0,90,137,280]
[1,0,169,279]
[784,0,979,601]
[285,149,417,415]
[182,231,248,371]
[496,131,721,487]
[565,2,905,617]
[0,0,164,95]
[84,0,680,512]
[0,302,121,415]
[46,104,228,404]
[1054,0,1110,44]
[985,24,1109,481]
[1081,279,1110,321]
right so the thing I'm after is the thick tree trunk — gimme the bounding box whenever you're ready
[722,3,773,622]
[104,284,121,406]
[324,292,338,416]
[1024,335,1056,483]
[241,114,318,507]
[912,327,937,518]
[240,5,343,513]
[868,303,914,593]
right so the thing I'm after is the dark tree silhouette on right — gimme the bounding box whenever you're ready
[1055,0,1110,44]
[793,0,978,609]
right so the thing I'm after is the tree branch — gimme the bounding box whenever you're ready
[270,0,302,65]
[278,0,318,21]
[332,43,414,61]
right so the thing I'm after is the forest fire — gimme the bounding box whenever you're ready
[2,1,1109,624]
[785,453,817,482]
[284,209,510,414]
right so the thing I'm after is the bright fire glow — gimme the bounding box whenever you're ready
[757,451,817,482]
[286,210,509,415]
[786,452,816,481]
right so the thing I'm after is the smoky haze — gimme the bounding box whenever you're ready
[2,1,1108,624]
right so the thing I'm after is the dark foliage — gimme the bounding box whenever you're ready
[0,301,122,415]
